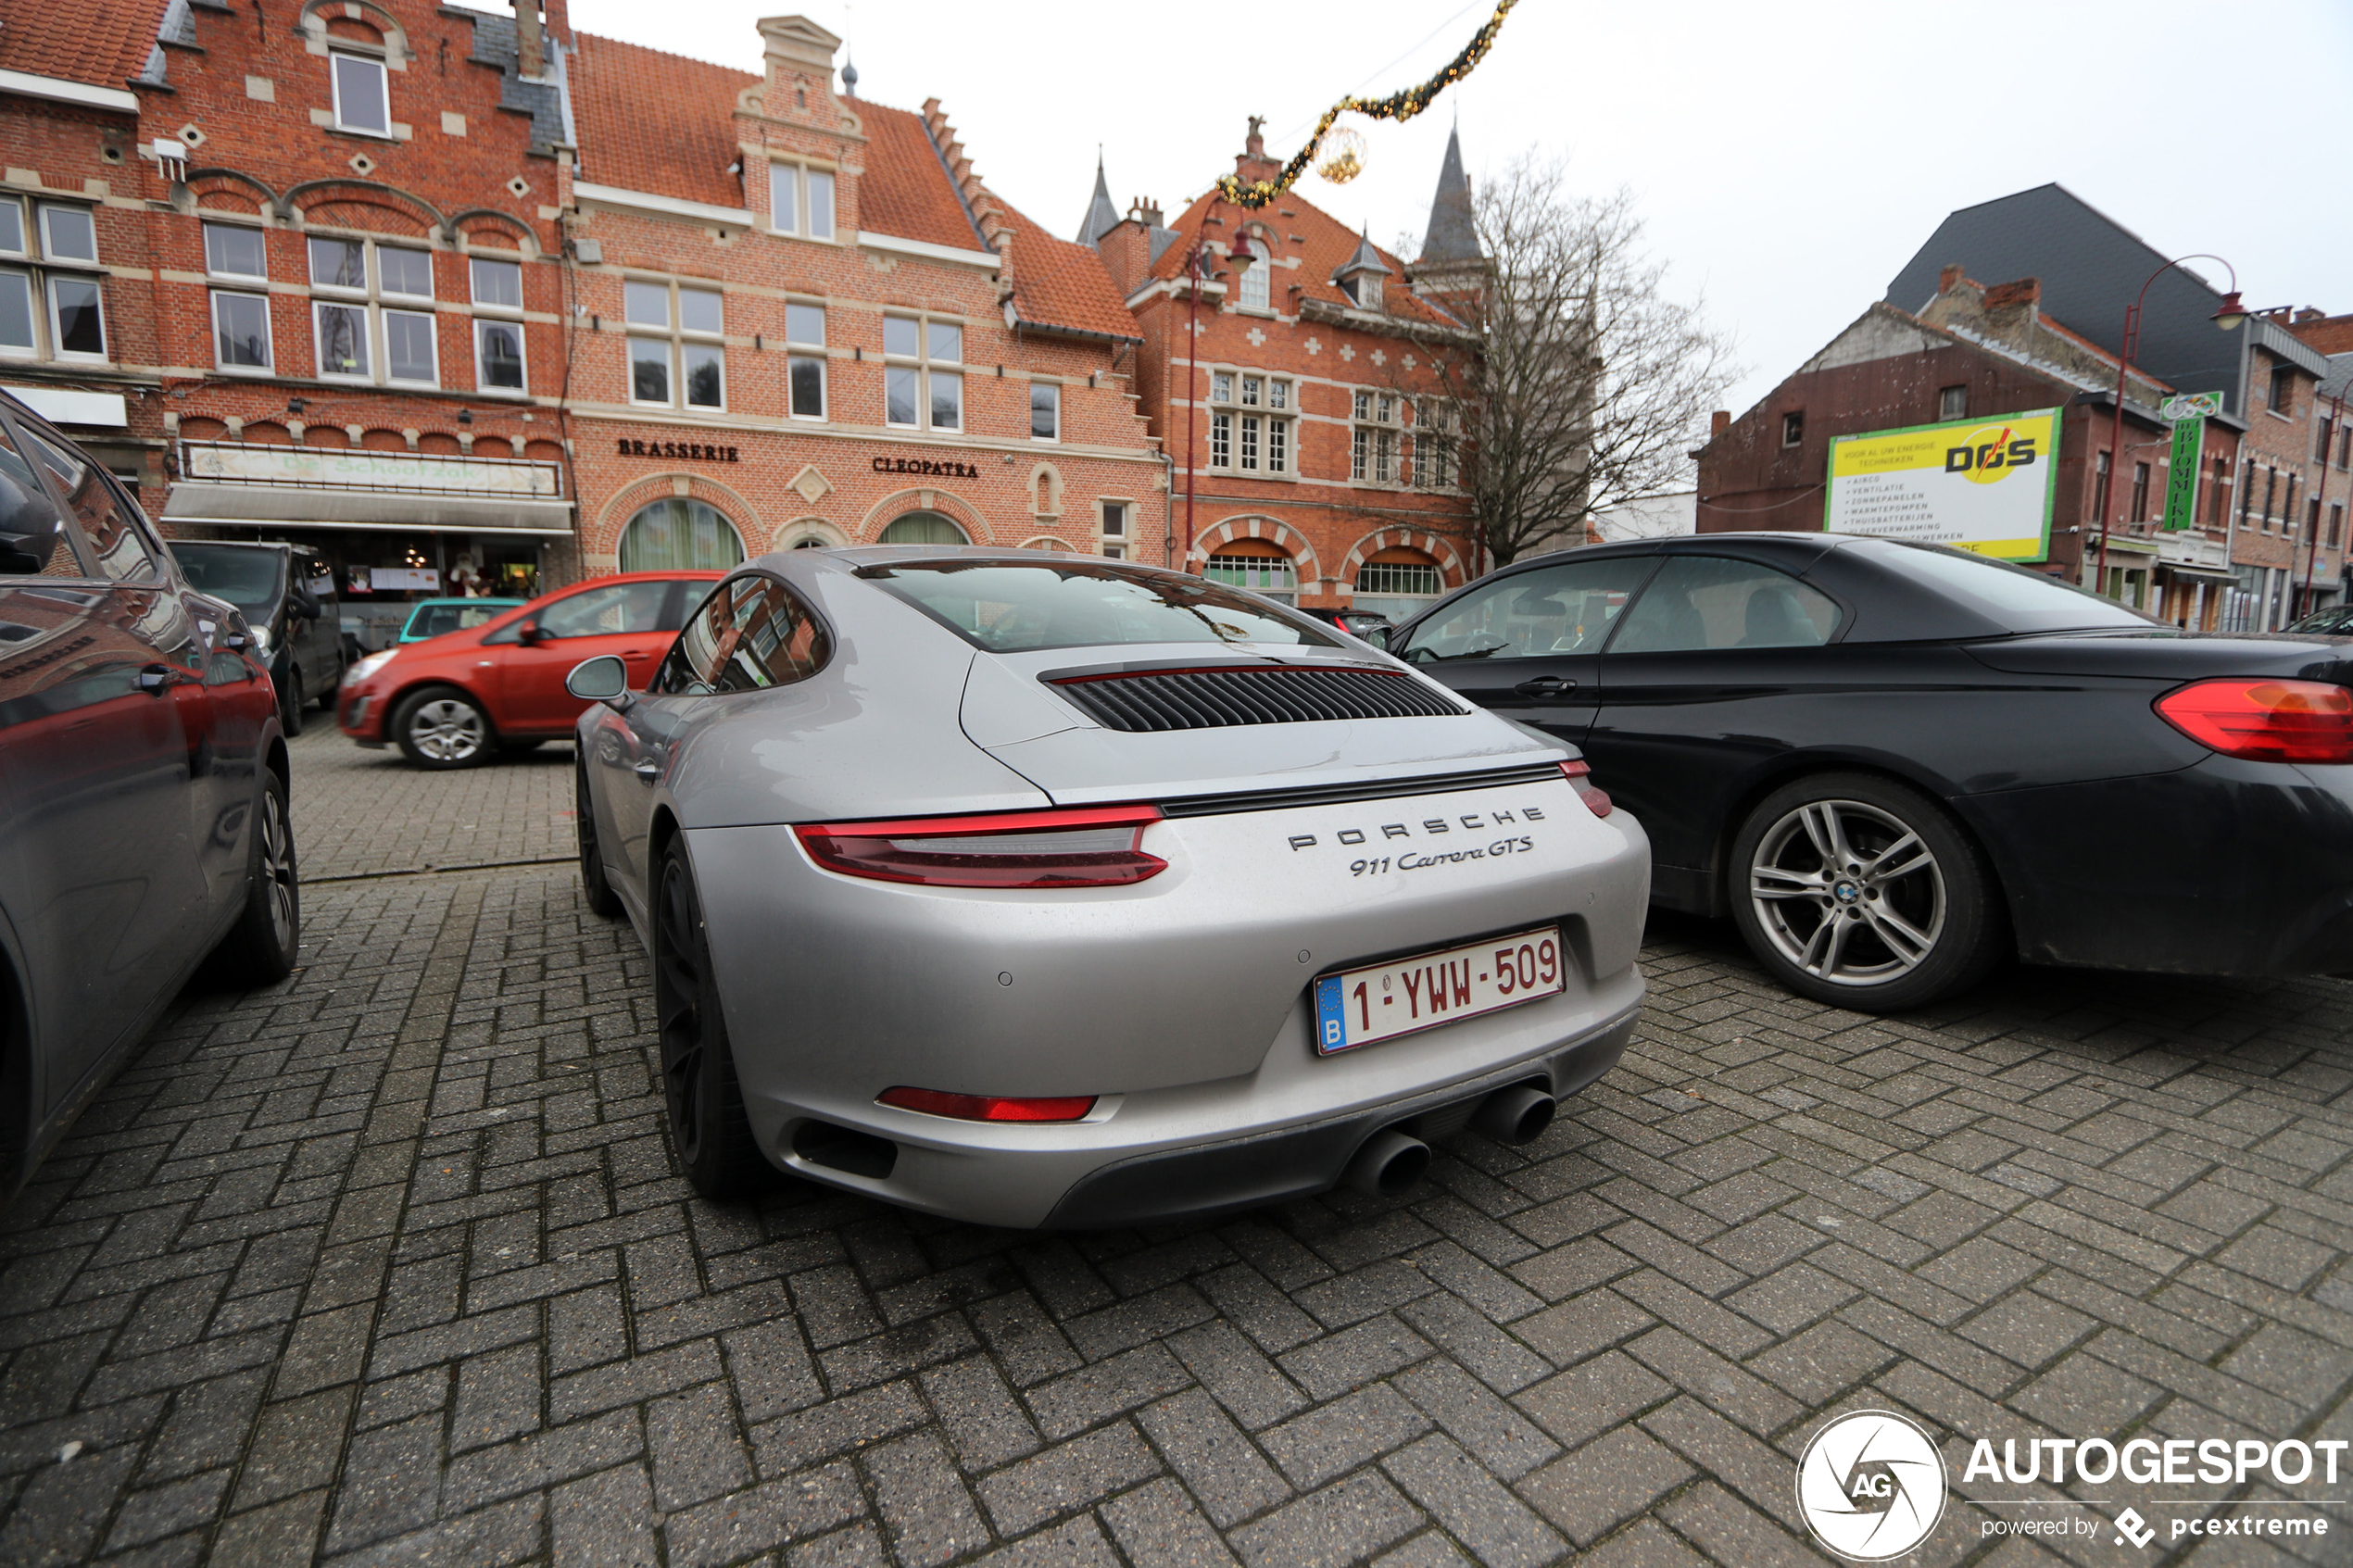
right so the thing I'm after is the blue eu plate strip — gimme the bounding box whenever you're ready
[1314,974,1351,1054]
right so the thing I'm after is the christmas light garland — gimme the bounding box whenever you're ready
[1214,0,1519,209]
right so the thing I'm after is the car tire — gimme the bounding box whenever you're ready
[391,684,494,770]
[1729,771,2003,1012]
[206,768,300,985]
[577,765,623,918]
[277,662,304,737]
[652,843,774,1198]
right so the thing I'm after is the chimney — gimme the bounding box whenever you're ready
[1133,196,1162,229]
[1234,115,1279,185]
[1938,263,1965,295]
[1982,276,2042,312]
[1709,409,1730,439]
[514,0,544,79]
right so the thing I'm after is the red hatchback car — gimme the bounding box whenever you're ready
[338,571,721,767]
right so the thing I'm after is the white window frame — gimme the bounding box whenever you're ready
[1238,261,1270,312]
[1353,389,1399,483]
[768,161,836,241]
[1097,498,1131,559]
[469,256,526,395]
[785,299,825,421]
[312,297,372,381]
[1207,369,1293,474]
[44,274,107,363]
[299,233,442,388]
[330,52,391,136]
[0,197,24,259]
[0,269,39,359]
[1412,397,1458,490]
[203,220,269,282]
[382,306,438,386]
[1030,380,1060,443]
[882,312,963,433]
[37,204,97,266]
[623,277,725,411]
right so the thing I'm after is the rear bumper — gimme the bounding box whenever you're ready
[1957,756,2353,975]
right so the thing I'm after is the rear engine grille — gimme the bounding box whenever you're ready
[1051,666,1466,733]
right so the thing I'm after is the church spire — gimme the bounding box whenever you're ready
[1417,126,1479,266]
[1075,152,1121,248]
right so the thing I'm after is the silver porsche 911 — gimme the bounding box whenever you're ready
[566,548,1650,1228]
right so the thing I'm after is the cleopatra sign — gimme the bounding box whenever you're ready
[1823,407,2061,561]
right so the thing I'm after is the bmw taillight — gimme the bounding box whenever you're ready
[877,1087,1098,1123]
[795,804,1166,888]
[2155,679,2353,764]
[1560,758,1614,817]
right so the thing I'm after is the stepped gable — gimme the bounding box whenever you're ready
[849,95,992,251]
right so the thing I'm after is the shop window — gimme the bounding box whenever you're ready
[618,497,746,572]
[331,53,390,135]
[883,313,962,433]
[879,510,969,546]
[1205,547,1296,602]
[1031,381,1060,442]
[786,301,824,420]
[768,161,836,241]
[0,198,106,361]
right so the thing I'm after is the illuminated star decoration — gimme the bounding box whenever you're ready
[1214,0,1519,209]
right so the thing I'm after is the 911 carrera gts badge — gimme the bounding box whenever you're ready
[1288,805,1546,852]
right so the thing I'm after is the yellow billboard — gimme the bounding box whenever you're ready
[1824,408,2061,560]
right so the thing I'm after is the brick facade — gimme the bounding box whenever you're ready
[1090,126,1478,617]
[2230,316,2341,627]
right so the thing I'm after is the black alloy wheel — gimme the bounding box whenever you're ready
[390,684,493,769]
[207,768,300,985]
[652,846,773,1198]
[1729,771,2003,1012]
[276,660,304,737]
[576,764,622,918]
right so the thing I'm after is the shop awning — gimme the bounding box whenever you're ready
[161,483,575,536]
[2158,564,2239,584]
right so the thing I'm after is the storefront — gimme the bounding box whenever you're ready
[162,441,573,649]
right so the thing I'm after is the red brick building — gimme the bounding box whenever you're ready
[2231,312,2342,627]
[1088,124,1478,620]
[1695,270,2250,628]
[555,18,1161,573]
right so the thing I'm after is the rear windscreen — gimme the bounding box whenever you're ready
[862,559,1342,654]
[1872,541,2150,633]
[172,545,282,616]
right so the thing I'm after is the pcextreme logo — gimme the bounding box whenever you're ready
[1795,1411,1948,1561]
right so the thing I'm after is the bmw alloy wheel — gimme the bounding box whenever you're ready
[408,697,486,763]
[1747,798,1945,987]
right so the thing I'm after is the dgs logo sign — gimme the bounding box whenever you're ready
[1943,424,2040,483]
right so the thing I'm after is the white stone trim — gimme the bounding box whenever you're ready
[852,229,1000,270]
[0,69,140,114]
[571,182,754,230]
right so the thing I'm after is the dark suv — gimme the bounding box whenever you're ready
[170,539,342,734]
[0,390,299,1194]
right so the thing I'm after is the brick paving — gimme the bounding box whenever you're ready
[4,732,2353,1564]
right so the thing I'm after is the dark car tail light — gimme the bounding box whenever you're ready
[877,1087,1098,1123]
[795,804,1166,887]
[2155,679,2353,763]
[1560,758,1614,817]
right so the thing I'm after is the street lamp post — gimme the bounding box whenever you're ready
[2091,255,2248,605]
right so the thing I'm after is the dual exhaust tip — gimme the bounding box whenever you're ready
[1342,1084,1556,1199]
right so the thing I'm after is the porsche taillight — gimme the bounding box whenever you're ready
[794,804,1166,888]
[2155,679,2353,764]
[876,1087,1098,1123]
[1560,758,1614,817]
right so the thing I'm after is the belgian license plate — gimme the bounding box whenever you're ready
[1312,926,1566,1055]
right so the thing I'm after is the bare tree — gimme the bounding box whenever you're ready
[1401,157,1738,568]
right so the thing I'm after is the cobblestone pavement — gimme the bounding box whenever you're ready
[290,727,575,883]
[4,735,2353,1566]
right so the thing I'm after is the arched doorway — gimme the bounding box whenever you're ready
[1353,548,1444,621]
[1204,539,1297,603]
[879,510,969,546]
[618,497,746,571]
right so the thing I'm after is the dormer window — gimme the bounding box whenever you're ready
[331,53,390,136]
[1239,257,1269,311]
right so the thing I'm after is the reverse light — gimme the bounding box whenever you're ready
[1560,758,1614,817]
[795,804,1166,888]
[877,1087,1098,1123]
[2155,679,2353,763]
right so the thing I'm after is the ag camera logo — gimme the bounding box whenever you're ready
[1796,1411,1948,1561]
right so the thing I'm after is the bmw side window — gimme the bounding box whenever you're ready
[14,421,154,583]
[0,416,93,576]
[1396,557,1655,663]
[1607,556,1841,655]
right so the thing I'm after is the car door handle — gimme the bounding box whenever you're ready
[633,759,661,783]
[1514,676,1576,696]
[137,664,189,696]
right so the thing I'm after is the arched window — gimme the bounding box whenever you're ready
[618,498,746,572]
[1205,541,1297,604]
[1353,548,1443,621]
[879,510,969,546]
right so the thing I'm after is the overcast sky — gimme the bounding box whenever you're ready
[569,0,2353,437]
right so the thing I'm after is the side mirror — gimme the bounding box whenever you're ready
[1360,626,1390,650]
[565,653,630,704]
[518,621,551,646]
[0,465,66,575]
[292,584,322,620]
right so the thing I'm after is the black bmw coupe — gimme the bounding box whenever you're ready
[1388,532,2353,1011]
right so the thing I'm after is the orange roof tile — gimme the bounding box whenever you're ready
[0,0,174,93]
[1148,187,1456,330]
[845,97,987,253]
[997,202,1139,343]
[569,33,753,210]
